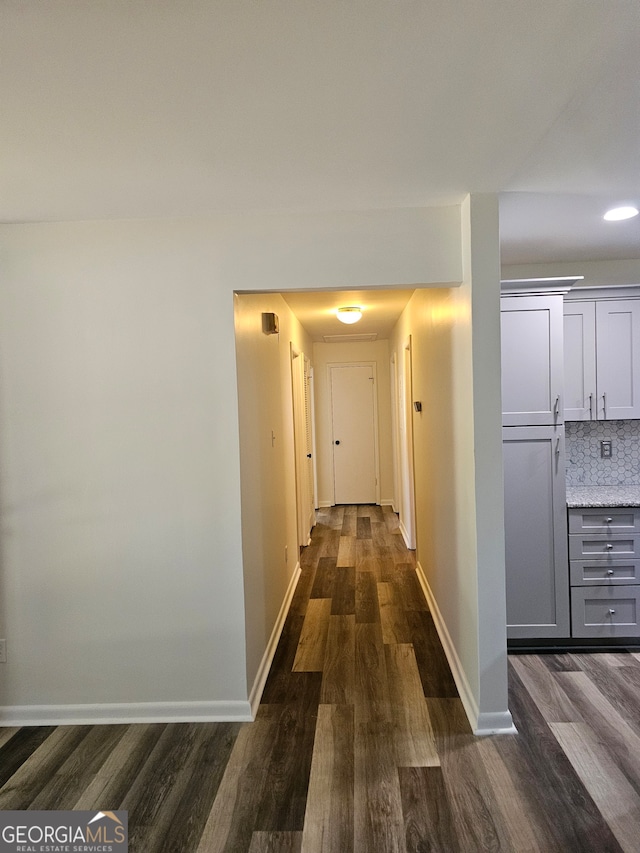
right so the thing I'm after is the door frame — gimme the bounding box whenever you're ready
[328,360,381,506]
[390,351,401,514]
[291,344,316,546]
[398,337,416,548]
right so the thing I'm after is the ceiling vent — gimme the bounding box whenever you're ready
[322,333,378,343]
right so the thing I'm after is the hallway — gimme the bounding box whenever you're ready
[196,503,461,851]
[1,505,639,850]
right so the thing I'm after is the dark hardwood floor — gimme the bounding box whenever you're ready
[2,505,640,851]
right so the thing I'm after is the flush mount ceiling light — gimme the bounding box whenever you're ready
[603,205,639,221]
[336,306,363,324]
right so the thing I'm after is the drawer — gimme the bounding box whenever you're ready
[568,507,640,534]
[568,534,640,560]
[571,585,640,638]
[570,559,640,586]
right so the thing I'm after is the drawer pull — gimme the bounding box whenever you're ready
[605,517,613,523]
[605,543,614,550]
[608,609,616,615]
[607,569,615,575]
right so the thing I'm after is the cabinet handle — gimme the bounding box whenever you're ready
[606,569,615,576]
[605,543,614,550]
[608,609,616,615]
[603,392,607,419]
[589,392,594,420]
[554,395,560,420]
[605,517,613,523]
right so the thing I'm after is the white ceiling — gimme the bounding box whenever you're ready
[2,0,640,270]
[281,289,415,341]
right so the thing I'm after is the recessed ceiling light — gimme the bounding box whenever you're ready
[603,205,639,221]
[336,306,362,324]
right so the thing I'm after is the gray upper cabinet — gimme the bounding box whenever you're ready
[563,296,640,421]
[564,301,596,421]
[597,300,640,419]
[501,294,564,427]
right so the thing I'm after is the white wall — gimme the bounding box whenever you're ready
[0,206,462,724]
[216,206,463,291]
[391,286,485,722]
[234,293,313,699]
[389,195,512,733]
[464,195,512,733]
[312,340,394,508]
[0,221,249,722]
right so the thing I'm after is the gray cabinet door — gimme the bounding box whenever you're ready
[501,295,564,426]
[596,300,640,419]
[563,301,596,421]
[503,426,570,638]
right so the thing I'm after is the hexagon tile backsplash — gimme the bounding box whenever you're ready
[565,420,640,486]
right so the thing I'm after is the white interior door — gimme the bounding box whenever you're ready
[330,363,378,504]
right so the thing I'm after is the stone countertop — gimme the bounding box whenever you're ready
[566,485,640,507]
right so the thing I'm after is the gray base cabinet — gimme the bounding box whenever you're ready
[504,426,570,639]
[571,586,640,638]
[568,506,640,638]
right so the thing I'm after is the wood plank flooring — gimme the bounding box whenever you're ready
[2,505,640,850]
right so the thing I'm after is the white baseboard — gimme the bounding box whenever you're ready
[399,520,414,549]
[473,712,518,736]
[248,561,302,717]
[318,500,396,510]
[0,563,304,729]
[415,561,515,736]
[0,700,253,727]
